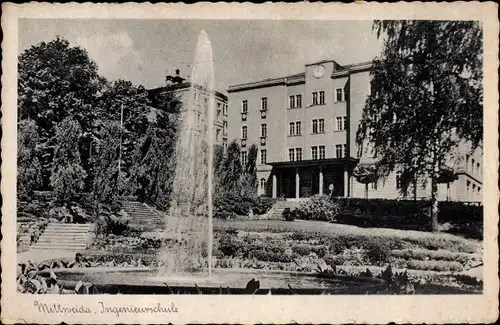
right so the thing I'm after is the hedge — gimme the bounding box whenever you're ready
[333,198,432,231]
[332,198,483,238]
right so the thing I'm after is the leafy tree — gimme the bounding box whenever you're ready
[353,164,378,199]
[126,90,182,208]
[17,120,42,199]
[91,121,122,216]
[50,117,87,204]
[18,37,105,187]
[240,144,258,197]
[98,80,151,178]
[356,20,483,231]
[216,140,243,195]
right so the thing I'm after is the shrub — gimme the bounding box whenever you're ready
[364,241,392,264]
[292,244,312,256]
[333,198,431,231]
[438,202,483,239]
[249,249,294,263]
[95,214,130,236]
[283,208,295,221]
[252,196,277,215]
[295,194,339,221]
[217,233,244,257]
[213,194,277,219]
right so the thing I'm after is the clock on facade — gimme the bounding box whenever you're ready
[312,65,325,78]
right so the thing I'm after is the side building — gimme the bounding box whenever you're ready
[148,69,229,151]
[227,59,482,202]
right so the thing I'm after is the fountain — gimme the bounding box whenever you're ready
[40,31,392,294]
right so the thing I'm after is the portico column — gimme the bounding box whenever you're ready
[272,174,277,198]
[344,167,349,197]
[319,166,324,195]
[295,168,300,199]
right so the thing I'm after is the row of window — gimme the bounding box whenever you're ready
[216,102,228,117]
[241,124,267,139]
[466,180,481,201]
[289,144,347,162]
[289,116,347,136]
[240,149,267,166]
[465,155,481,178]
[240,88,346,113]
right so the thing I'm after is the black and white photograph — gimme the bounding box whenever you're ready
[1,2,498,324]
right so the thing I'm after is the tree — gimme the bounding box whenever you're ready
[126,89,182,208]
[353,164,378,199]
[216,140,243,195]
[98,80,152,178]
[240,144,258,197]
[18,37,105,188]
[356,21,483,231]
[91,121,122,216]
[50,117,87,204]
[17,120,42,199]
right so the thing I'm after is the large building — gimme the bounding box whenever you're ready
[149,69,229,150]
[227,59,482,202]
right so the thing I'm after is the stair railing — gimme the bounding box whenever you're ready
[264,194,286,220]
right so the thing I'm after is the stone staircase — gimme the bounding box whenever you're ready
[122,201,164,230]
[31,223,93,251]
[267,199,308,219]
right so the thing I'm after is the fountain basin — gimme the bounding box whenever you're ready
[41,267,389,295]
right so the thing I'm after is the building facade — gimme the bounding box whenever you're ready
[149,69,229,150]
[227,60,482,202]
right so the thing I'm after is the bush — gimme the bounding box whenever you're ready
[364,241,392,264]
[283,208,295,221]
[292,244,312,256]
[295,194,339,221]
[438,202,483,239]
[213,193,277,219]
[95,213,130,236]
[217,233,245,257]
[333,198,431,231]
[249,249,294,263]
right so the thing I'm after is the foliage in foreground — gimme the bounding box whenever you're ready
[357,20,483,230]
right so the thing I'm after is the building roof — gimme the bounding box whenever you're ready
[148,82,228,101]
[228,60,374,93]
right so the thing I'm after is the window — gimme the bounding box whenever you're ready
[289,122,295,136]
[335,144,343,158]
[242,100,248,113]
[261,97,267,111]
[261,123,267,137]
[223,142,228,154]
[371,181,378,190]
[260,178,266,193]
[477,162,481,176]
[471,158,475,174]
[241,151,248,166]
[223,121,227,135]
[311,146,318,160]
[336,116,347,131]
[296,148,302,161]
[312,92,319,105]
[478,187,481,198]
[241,126,247,139]
[319,91,325,105]
[289,148,295,162]
[319,146,326,159]
[216,128,221,141]
[296,121,301,135]
[343,144,348,158]
[289,95,295,109]
[312,119,318,134]
[472,184,476,197]
[335,88,344,102]
[396,171,402,189]
[318,119,325,133]
[296,95,302,108]
[223,104,228,116]
[466,180,471,199]
[260,149,267,165]
[465,154,470,171]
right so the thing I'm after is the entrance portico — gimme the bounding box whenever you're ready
[268,158,358,198]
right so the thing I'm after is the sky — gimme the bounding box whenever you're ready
[19,19,384,94]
